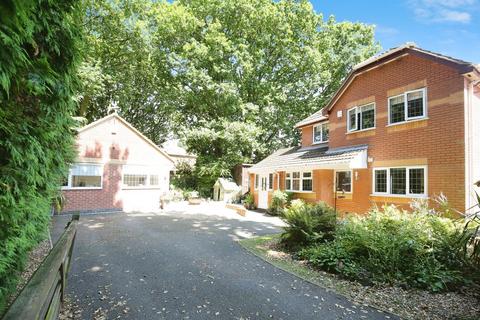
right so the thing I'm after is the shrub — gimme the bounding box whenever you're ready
[0,0,81,312]
[281,201,336,249]
[243,193,255,210]
[299,205,476,291]
[267,190,288,216]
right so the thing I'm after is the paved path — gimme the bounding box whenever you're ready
[52,203,396,319]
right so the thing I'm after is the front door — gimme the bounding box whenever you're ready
[258,174,269,209]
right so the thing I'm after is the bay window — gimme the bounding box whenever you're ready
[313,122,329,143]
[388,88,426,124]
[285,171,313,192]
[373,166,426,196]
[347,103,375,132]
[62,163,103,189]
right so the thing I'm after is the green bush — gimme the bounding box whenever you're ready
[243,193,255,210]
[299,205,477,291]
[281,200,336,249]
[0,0,81,312]
[267,190,288,216]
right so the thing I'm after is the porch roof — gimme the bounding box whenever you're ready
[249,144,368,174]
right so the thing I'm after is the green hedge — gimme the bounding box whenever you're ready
[0,0,81,312]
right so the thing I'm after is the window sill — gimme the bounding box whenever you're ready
[122,186,162,190]
[286,190,315,193]
[61,187,102,190]
[345,127,375,135]
[312,141,328,145]
[370,193,428,199]
[386,117,429,127]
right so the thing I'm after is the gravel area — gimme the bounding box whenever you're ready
[244,235,480,320]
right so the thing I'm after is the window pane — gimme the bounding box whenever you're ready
[292,172,300,179]
[360,104,375,129]
[374,170,387,193]
[336,171,351,192]
[313,125,322,143]
[292,179,300,191]
[409,168,425,194]
[302,179,312,191]
[285,179,291,190]
[123,174,148,187]
[389,96,405,123]
[268,173,273,189]
[255,175,259,188]
[407,91,424,118]
[348,108,356,130]
[390,168,406,194]
[303,172,312,178]
[322,124,329,141]
[72,175,101,188]
[150,175,159,186]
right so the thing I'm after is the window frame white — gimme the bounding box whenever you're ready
[334,170,353,194]
[312,122,329,144]
[388,88,427,125]
[254,174,259,190]
[372,166,428,198]
[61,163,103,190]
[268,173,274,190]
[347,103,376,133]
[122,165,163,189]
[285,170,313,192]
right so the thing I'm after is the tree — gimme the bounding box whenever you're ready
[0,0,82,312]
[78,0,175,143]
[149,0,379,195]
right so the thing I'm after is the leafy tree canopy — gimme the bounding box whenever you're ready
[80,0,379,195]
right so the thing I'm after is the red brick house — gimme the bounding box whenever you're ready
[249,43,480,215]
[61,113,175,213]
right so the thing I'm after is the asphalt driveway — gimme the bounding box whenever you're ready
[52,203,396,319]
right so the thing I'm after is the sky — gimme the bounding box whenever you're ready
[309,0,480,63]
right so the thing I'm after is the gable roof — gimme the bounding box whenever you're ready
[215,178,241,191]
[78,113,175,164]
[324,43,480,113]
[296,43,480,128]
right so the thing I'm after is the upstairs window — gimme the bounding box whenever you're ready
[347,103,375,132]
[388,88,426,124]
[313,122,329,143]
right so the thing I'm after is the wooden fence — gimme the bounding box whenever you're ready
[2,214,79,320]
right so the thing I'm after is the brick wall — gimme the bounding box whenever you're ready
[298,54,466,213]
[62,163,123,213]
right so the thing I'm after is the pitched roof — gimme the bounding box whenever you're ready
[296,43,480,128]
[294,110,328,128]
[249,144,368,173]
[78,113,175,164]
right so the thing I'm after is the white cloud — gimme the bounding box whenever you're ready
[408,0,476,23]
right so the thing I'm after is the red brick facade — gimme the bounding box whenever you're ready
[250,48,478,215]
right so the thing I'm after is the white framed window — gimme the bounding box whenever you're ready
[388,88,426,125]
[313,122,329,143]
[122,165,162,188]
[372,166,427,197]
[62,163,103,189]
[285,171,313,192]
[255,174,259,190]
[268,173,274,190]
[335,170,352,193]
[347,103,375,132]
